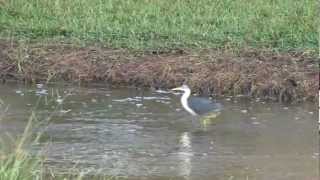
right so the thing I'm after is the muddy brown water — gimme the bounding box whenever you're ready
[0,83,318,180]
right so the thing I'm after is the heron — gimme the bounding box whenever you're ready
[172,85,222,117]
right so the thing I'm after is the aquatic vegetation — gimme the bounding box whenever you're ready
[0,112,42,180]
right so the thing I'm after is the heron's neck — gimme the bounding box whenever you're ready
[181,89,191,102]
[181,89,197,116]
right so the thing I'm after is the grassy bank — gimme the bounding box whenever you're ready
[0,0,317,50]
[0,40,317,102]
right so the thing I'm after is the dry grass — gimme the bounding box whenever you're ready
[0,40,318,102]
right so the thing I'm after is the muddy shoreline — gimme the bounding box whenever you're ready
[0,40,318,102]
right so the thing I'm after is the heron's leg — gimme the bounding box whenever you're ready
[199,112,221,130]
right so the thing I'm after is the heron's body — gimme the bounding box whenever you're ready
[172,85,222,116]
[188,97,222,115]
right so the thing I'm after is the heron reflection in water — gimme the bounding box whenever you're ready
[172,85,223,125]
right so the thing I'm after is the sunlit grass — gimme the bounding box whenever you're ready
[0,0,317,50]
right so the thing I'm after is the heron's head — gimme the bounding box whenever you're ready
[171,84,190,92]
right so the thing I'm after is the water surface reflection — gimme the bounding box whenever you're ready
[0,83,317,180]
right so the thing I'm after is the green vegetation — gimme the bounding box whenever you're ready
[0,0,317,50]
[0,150,40,180]
[0,112,42,180]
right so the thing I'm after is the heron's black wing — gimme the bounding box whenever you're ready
[188,97,222,115]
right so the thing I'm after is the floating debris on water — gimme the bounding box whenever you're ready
[35,89,48,95]
[112,97,141,102]
[60,109,72,113]
[155,89,171,94]
[136,103,143,108]
[241,109,248,113]
[15,90,24,96]
[312,153,319,159]
[283,107,289,110]
[15,90,22,94]
[236,94,245,97]
[113,96,170,102]
[56,96,63,104]
[138,96,170,100]
[127,129,136,133]
[36,83,44,89]
[252,121,261,125]
[155,100,171,104]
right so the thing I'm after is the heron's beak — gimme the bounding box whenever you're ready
[171,87,182,91]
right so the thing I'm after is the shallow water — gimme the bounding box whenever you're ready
[0,83,318,180]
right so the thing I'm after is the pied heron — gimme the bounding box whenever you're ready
[172,85,222,116]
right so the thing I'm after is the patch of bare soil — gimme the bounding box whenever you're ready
[0,40,318,102]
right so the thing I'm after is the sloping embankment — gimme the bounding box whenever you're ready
[0,40,318,102]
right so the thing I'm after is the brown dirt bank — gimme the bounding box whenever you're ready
[0,40,318,102]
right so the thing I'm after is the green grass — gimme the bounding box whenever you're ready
[0,112,42,180]
[0,0,317,50]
